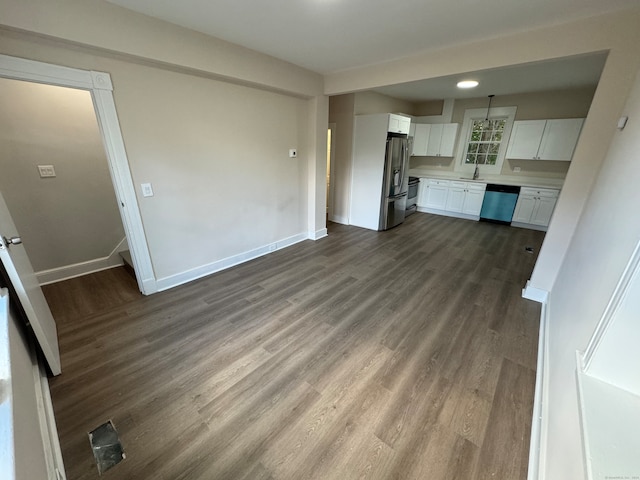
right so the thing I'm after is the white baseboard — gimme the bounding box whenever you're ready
[329,215,348,225]
[36,237,128,285]
[310,228,328,240]
[528,300,550,480]
[523,280,549,303]
[416,206,480,222]
[511,221,548,232]
[155,232,308,292]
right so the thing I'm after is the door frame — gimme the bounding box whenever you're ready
[0,54,157,294]
[327,123,337,222]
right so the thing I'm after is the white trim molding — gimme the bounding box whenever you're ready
[454,106,517,176]
[156,232,308,292]
[582,239,640,371]
[35,237,128,286]
[0,53,157,295]
[523,280,549,303]
[310,228,328,240]
[527,301,550,480]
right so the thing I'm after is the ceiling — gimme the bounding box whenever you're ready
[372,53,608,102]
[104,0,636,75]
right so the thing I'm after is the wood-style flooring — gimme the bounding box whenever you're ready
[44,213,544,480]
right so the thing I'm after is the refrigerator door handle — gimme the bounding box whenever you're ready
[399,141,407,190]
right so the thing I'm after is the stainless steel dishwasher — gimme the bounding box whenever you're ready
[479,184,521,224]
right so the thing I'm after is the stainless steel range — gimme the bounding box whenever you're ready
[406,176,419,216]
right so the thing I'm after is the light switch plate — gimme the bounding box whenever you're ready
[38,165,56,178]
[289,148,297,158]
[141,183,154,197]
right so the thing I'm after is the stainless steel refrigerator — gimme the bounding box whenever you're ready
[349,113,411,231]
[379,134,409,230]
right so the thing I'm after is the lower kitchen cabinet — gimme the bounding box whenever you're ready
[512,187,559,229]
[418,178,449,209]
[418,178,486,219]
[415,177,561,230]
[445,181,486,215]
[462,184,487,215]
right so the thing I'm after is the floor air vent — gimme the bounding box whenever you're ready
[88,420,125,474]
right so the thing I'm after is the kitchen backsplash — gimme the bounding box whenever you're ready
[409,155,570,179]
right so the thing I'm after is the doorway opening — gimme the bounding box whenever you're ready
[0,53,156,295]
[327,123,336,222]
[0,77,135,289]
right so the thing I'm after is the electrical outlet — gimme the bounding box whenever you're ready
[289,149,297,158]
[513,166,522,173]
[38,165,56,178]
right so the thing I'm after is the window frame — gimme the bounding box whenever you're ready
[454,106,517,176]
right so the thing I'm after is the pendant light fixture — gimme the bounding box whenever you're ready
[484,94,495,127]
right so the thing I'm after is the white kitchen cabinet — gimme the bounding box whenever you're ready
[412,124,430,156]
[422,178,450,209]
[417,179,428,206]
[462,183,487,215]
[417,178,485,218]
[426,123,458,157]
[506,118,584,161]
[388,113,411,135]
[410,123,458,157]
[444,181,466,212]
[512,187,559,228]
[506,121,546,159]
[538,119,584,160]
[445,181,486,215]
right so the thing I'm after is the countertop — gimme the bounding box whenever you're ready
[408,168,565,189]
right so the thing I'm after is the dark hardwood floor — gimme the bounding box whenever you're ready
[44,213,544,480]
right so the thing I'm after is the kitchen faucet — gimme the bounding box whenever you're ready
[473,161,480,180]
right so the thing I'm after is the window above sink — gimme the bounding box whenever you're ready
[454,106,517,176]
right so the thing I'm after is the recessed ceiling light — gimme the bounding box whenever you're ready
[457,80,479,89]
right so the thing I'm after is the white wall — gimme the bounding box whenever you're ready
[0,77,125,273]
[0,8,325,287]
[586,258,640,397]
[543,66,640,479]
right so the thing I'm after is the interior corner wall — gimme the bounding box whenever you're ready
[328,94,355,224]
[0,78,125,273]
[542,65,640,480]
[0,29,315,284]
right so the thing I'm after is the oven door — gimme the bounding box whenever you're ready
[407,177,419,208]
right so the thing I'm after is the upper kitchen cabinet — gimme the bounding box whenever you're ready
[388,114,411,135]
[411,123,458,157]
[412,124,430,156]
[426,123,458,157]
[506,118,584,161]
